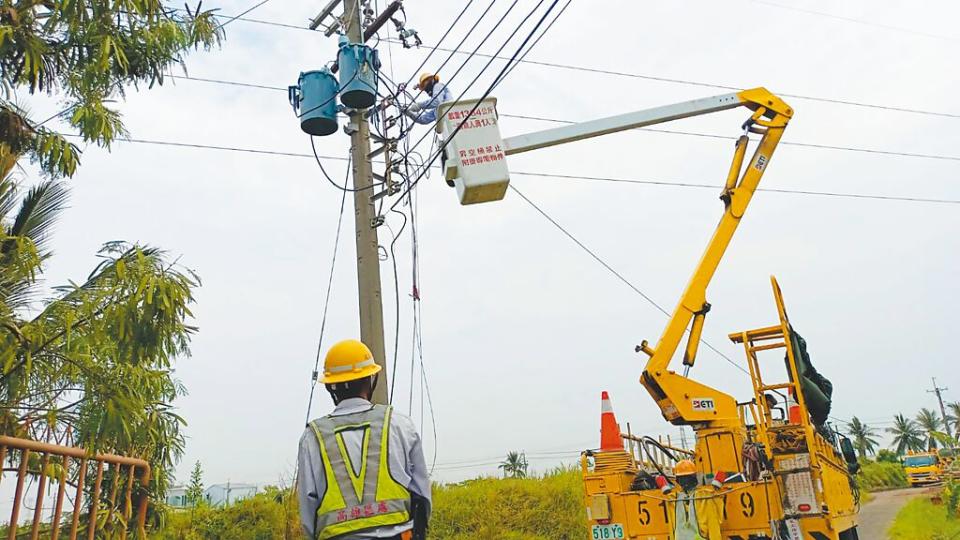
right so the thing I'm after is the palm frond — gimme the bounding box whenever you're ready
[6,179,69,256]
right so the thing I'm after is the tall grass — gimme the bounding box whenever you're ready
[430,467,585,540]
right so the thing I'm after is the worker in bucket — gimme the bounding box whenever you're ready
[404,72,452,125]
[297,339,431,540]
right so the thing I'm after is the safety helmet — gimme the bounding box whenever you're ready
[674,459,697,477]
[415,72,438,90]
[321,339,382,384]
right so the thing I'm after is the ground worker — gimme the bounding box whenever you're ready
[404,72,452,125]
[667,459,725,540]
[670,459,704,540]
[297,339,431,540]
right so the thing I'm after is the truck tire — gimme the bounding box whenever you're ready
[839,527,859,540]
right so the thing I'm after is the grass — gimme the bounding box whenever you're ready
[888,497,960,540]
[430,467,585,540]
[153,469,586,540]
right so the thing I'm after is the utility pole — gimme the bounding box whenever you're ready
[312,0,388,404]
[929,377,953,443]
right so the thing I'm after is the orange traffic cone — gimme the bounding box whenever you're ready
[600,391,624,451]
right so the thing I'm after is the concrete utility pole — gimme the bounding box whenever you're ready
[313,0,388,404]
[929,377,953,443]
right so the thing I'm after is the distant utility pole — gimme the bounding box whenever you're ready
[929,377,953,442]
[311,0,388,405]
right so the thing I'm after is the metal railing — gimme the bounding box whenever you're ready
[0,435,151,540]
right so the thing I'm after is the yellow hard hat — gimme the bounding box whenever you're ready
[321,339,382,384]
[674,459,697,477]
[415,72,438,90]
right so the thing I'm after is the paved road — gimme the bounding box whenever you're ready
[858,487,934,539]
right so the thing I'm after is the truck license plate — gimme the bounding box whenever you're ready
[591,524,624,539]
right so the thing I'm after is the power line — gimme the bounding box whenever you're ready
[199,10,960,120]
[216,0,275,29]
[509,170,960,206]
[67,135,960,205]
[507,184,749,375]
[304,175,349,426]
[391,0,564,208]
[499,112,960,162]
[163,74,960,162]
[751,0,958,42]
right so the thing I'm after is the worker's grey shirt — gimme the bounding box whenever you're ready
[297,398,432,539]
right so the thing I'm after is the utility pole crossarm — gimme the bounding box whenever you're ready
[309,0,343,30]
[502,92,743,156]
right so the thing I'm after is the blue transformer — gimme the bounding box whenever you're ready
[291,69,339,136]
[337,37,380,109]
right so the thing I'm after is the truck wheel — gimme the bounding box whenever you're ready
[839,527,859,540]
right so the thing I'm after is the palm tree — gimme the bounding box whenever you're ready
[948,402,960,441]
[847,417,879,459]
[499,451,529,479]
[916,408,943,450]
[886,414,925,455]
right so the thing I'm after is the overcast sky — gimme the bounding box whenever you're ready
[16,0,960,487]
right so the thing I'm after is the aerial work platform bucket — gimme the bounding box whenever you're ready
[437,97,510,205]
[290,69,339,136]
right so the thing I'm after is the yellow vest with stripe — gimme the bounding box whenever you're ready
[309,404,412,540]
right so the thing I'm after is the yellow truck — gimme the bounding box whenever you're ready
[905,450,959,486]
[904,452,942,486]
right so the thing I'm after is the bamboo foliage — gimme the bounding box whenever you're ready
[0,172,199,517]
[0,0,223,177]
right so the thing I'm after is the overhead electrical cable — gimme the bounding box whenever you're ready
[163,74,960,161]
[392,0,564,208]
[398,0,553,158]
[194,10,960,120]
[751,0,958,42]
[508,184,749,375]
[304,164,350,425]
[64,135,960,205]
[310,137,380,192]
[216,0,275,29]
[395,0,523,136]
[491,0,573,86]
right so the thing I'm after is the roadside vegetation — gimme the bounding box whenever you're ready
[154,466,585,540]
[888,481,960,540]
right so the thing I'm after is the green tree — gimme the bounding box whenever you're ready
[876,449,900,464]
[0,0,223,179]
[0,175,199,519]
[187,460,205,507]
[847,417,879,459]
[499,451,529,479]
[948,402,960,441]
[886,413,925,455]
[916,408,943,450]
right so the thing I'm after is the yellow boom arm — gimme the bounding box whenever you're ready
[636,88,793,427]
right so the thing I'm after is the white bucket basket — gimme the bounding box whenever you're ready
[436,97,510,205]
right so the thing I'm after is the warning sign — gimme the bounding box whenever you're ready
[437,97,510,205]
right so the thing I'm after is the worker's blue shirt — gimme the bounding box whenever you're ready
[410,83,452,125]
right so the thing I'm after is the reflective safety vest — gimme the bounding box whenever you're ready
[672,492,705,540]
[309,405,412,539]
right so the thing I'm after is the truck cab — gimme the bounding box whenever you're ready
[904,452,942,486]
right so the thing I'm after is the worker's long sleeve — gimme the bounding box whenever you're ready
[394,410,433,518]
[297,429,324,539]
[408,84,452,125]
